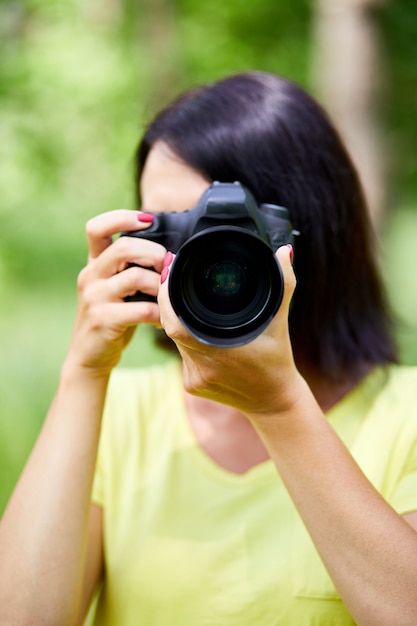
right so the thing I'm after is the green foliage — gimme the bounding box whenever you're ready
[0,0,148,292]
[0,0,149,510]
[176,0,312,84]
[377,0,417,200]
[0,0,314,291]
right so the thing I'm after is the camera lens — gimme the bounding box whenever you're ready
[169,227,284,347]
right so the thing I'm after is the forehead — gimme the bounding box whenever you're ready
[140,142,211,214]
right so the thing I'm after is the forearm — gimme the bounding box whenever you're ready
[249,374,417,626]
[0,360,109,625]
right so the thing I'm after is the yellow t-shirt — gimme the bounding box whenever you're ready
[90,362,417,625]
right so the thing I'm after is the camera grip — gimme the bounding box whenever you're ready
[125,291,157,303]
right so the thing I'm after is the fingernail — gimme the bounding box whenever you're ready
[163,251,173,268]
[160,266,169,285]
[287,244,294,264]
[137,212,155,223]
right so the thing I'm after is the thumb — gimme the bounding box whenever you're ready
[276,244,296,314]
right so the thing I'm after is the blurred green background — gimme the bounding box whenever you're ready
[1,0,416,514]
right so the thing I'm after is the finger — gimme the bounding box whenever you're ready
[157,255,207,351]
[90,300,162,329]
[86,265,162,304]
[157,254,184,340]
[85,209,155,260]
[112,265,161,301]
[86,236,167,281]
[276,244,296,308]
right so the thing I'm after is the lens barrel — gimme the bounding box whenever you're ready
[168,226,284,347]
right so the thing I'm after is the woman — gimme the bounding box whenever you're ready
[1,72,417,625]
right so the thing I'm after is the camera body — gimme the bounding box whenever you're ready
[121,182,297,347]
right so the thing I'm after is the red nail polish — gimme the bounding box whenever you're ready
[287,244,294,264]
[160,266,169,285]
[137,212,155,223]
[163,251,173,268]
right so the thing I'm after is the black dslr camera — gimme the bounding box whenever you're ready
[121,182,297,347]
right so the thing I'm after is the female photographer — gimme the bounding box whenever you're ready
[1,71,417,625]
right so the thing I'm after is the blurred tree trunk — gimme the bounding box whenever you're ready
[136,0,183,112]
[89,0,182,112]
[311,0,389,229]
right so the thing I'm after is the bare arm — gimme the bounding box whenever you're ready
[159,245,417,626]
[251,378,417,626]
[78,504,104,625]
[0,210,166,625]
[0,366,107,625]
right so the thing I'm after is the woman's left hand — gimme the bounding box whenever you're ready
[158,244,301,416]
[161,242,417,626]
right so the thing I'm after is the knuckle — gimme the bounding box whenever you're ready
[77,266,89,292]
[130,266,151,290]
[161,317,178,339]
[138,301,157,320]
[88,303,106,330]
[85,217,99,239]
[286,271,297,294]
[183,376,196,395]
[77,269,100,307]
[82,282,98,307]
[114,235,130,251]
[198,367,218,387]
[123,265,153,296]
[113,236,135,259]
[183,367,213,395]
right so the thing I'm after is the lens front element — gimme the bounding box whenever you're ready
[205,261,243,299]
[169,227,284,347]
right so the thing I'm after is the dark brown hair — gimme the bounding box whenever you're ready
[135,71,397,381]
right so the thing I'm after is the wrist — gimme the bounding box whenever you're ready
[246,370,314,427]
[60,355,113,387]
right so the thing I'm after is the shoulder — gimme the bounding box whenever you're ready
[339,364,417,467]
[346,366,417,511]
[377,366,417,512]
[359,364,417,454]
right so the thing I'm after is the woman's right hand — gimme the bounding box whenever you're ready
[67,209,167,374]
[0,210,158,625]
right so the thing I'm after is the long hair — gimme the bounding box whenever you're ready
[135,71,397,381]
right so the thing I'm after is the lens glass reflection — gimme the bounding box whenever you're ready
[206,262,243,297]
